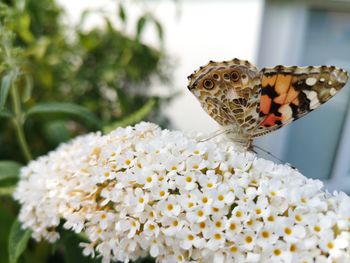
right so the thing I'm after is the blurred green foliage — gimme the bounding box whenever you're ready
[0,0,173,162]
[0,0,174,262]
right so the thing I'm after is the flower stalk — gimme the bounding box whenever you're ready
[10,73,32,162]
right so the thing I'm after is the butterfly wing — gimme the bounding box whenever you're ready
[187,59,261,142]
[252,65,348,138]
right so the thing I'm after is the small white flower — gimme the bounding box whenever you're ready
[157,196,181,217]
[129,188,149,213]
[143,220,160,237]
[178,227,203,250]
[13,122,350,263]
[175,171,198,191]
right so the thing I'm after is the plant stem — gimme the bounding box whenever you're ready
[11,77,32,162]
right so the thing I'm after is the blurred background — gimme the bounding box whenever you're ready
[1,0,350,262]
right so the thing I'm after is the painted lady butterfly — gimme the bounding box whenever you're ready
[187,58,348,149]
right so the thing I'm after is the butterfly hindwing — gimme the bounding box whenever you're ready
[252,65,348,138]
[187,59,261,138]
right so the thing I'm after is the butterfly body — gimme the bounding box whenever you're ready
[187,59,348,147]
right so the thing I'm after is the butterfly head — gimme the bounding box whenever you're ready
[187,59,260,99]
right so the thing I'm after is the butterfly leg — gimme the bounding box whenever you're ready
[198,128,232,142]
[245,139,256,153]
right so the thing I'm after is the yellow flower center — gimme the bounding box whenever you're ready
[245,236,253,243]
[314,225,321,232]
[197,210,204,217]
[295,214,302,222]
[327,242,334,249]
[284,227,292,235]
[230,246,238,253]
[262,231,270,238]
[187,234,194,241]
[230,223,236,231]
[167,204,174,211]
[290,244,297,252]
[214,233,222,240]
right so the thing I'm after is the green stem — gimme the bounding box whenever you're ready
[11,77,32,162]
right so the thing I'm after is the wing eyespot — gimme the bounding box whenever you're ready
[203,79,215,90]
[213,73,220,80]
[231,71,240,82]
[223,73,230,80]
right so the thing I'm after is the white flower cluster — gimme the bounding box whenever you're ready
[14,122,350,263]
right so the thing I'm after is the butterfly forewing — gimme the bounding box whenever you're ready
[252,65,349,138]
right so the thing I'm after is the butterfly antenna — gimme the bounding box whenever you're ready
[252,144,296,169]
[199,128,231,142]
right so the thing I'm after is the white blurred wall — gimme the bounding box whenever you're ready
[57,0,263,133]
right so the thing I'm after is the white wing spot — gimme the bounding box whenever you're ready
[305,77,317,86]
[227,89,239,100]
[194,90,201,97]
[330,88,337,96]
[319,78,325,82]
[328,81,332,85]
[303,90,319,109]
[279,104,292,120]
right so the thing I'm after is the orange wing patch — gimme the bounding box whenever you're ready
[259,73,297,128]
[260,113,283,127]
[260,95,271,115]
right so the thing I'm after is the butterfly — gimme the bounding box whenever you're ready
[187,58,348,149]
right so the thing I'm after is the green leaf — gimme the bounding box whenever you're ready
[0,161,21,182]
[61,231,99,263]
[116,88,130,114]
[8,220,31,263]
[15,0,26,12]
[118,3,127,23]
[26,102,101,128]
[0,108,13,118]
[43,120,70,145]
[0,204,16,263]
[136,15,148,40]
[153,19,164,42]
[103,98,156,133]
[22,75,33,103]
[0,74,12,110]
[0,186,16,196]
[17,14,34,44]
